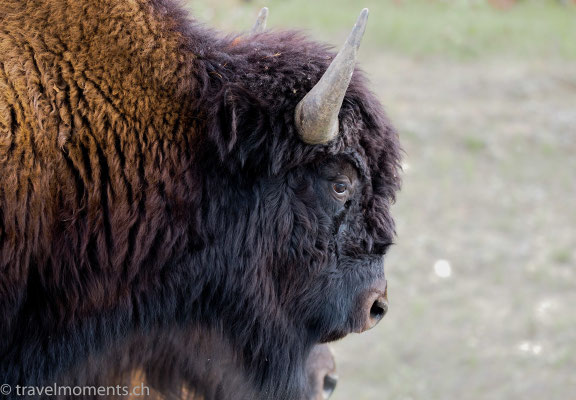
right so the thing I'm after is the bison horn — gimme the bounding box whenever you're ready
[251,7,269,34]
[294,8,369,144]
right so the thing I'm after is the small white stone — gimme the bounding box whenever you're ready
[536,298,558,318]
[434,259,452,278]
[532,344,542,355]
[517,341,543,356]
[518,341,531,352]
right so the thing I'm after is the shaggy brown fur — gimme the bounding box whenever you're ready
[0,0,402,399]
[0,0,198,320]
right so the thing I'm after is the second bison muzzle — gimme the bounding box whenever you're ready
[0,0,402,399]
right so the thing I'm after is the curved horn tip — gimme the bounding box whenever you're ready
[251,7,269,34]
[348,8,369,49]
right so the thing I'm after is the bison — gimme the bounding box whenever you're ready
[126,341,337,400]
[0,0,401,399]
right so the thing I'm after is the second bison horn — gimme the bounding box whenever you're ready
[251,8,269,34]
[295,9,369,145]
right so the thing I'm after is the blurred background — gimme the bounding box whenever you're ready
[185,1,576,399]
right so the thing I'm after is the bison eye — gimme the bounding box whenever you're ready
[332,182,348,194]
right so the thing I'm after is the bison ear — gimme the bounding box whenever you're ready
[207,85,267,168]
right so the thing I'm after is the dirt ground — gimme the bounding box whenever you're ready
[331,54,576,400]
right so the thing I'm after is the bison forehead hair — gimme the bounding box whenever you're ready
[0,0,401,399]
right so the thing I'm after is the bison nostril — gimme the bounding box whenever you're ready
[322,374,338,399]
[370,298,388,321]
[357,279,388,333]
